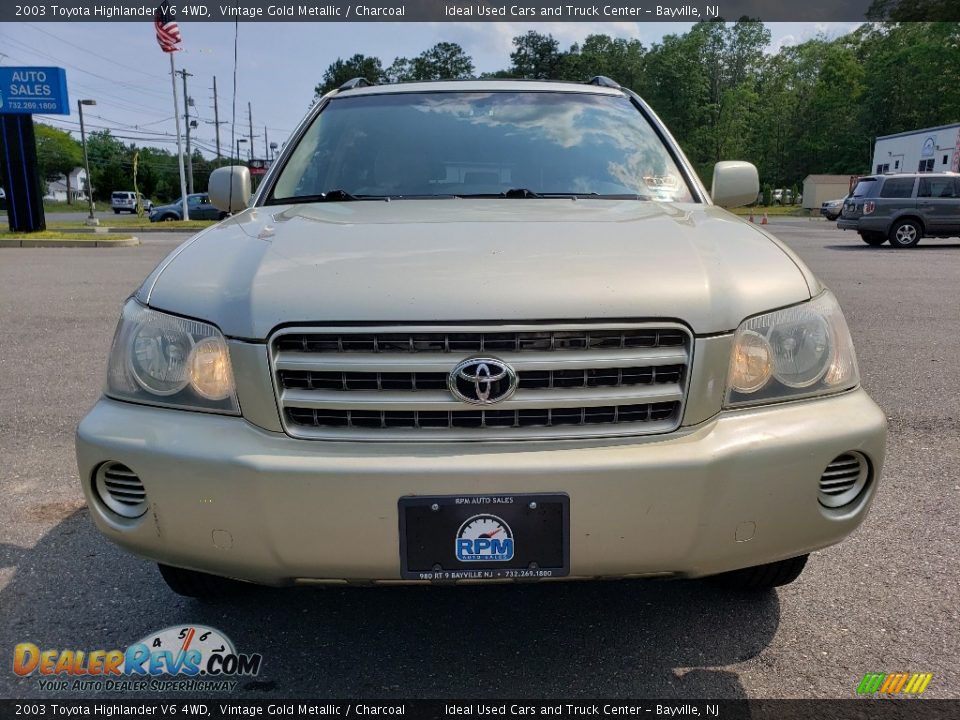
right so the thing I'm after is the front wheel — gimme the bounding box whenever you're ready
[889,219,922,248]
[859,231,886,246]
[157,564,247,599]
[709,554,808,591]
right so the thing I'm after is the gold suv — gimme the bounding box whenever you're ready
[76,78,886,597]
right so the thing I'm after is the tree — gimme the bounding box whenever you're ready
[567,35,646,87]
[34,124,82,203]
[314,54,384,97]
[85,130,131,202]
[385,43,475,83]
[417,42,475,80]
[509,31,564,79]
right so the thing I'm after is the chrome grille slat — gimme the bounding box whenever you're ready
[274,347,689,373]
[281,384,684,411]
[271,324,691,441]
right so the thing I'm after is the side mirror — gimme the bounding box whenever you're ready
[209,166,251,213]
[711,161,759,208]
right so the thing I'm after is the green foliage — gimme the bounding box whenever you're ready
[314,54,385,96]
[34,124,83,203]
[509,31,564,79]
[385,42,475,83]
[763,185,772,206]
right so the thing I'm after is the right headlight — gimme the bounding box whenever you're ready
[725,291,859,407]
[105,299,239,414]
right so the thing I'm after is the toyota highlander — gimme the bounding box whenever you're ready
[76,78,887,597]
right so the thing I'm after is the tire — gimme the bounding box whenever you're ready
[709,554,809,591]
[157,563,246,599]
[218,211,228,221]
[113,209,120,214]
[859,231,886,246]
[888,218,922,248]
[161,214,177,222]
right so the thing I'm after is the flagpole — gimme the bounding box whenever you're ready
[169,52,190,221]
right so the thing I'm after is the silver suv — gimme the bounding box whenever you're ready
[76,79,886,598]
[837,172,960,247]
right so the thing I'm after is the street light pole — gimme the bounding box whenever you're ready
[78,99,97,226]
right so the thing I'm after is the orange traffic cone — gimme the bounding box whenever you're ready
[761,213,769,225]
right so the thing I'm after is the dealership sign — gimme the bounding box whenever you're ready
[0,67,69,115]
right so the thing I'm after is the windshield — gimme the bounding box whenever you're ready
[269,91,694,203]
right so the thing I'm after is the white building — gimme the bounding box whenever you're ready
[44,167,88,202]
[802,174,854,209]
[872,123,960,175]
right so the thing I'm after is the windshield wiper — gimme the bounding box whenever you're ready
[456,188,543,199]
[455,190,654,201]
[266,190,387,205]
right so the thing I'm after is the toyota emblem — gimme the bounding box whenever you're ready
[448,357,519,405]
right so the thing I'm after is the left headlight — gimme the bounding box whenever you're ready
[106,299,239,414]
[725,291,859,408]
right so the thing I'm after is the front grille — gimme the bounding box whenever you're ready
[271,324,692,440]
[818,452,870,508]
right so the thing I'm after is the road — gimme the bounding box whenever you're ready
[0,221,958,700]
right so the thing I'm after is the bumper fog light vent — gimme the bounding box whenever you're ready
[818,452,869,508]
[95,462,148,518]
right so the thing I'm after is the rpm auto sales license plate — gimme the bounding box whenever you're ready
[398,493,569,581]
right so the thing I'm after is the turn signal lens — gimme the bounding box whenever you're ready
[188,337,235,400]
[728,330,773,393]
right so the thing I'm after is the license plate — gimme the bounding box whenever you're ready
[399,493,569,580]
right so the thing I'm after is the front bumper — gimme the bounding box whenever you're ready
[76,390,886,585]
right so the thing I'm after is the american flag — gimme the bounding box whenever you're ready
[153,1,182,53]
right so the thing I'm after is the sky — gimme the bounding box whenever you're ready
[0,21,861,161]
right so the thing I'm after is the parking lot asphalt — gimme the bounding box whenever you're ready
[0,221,958,700]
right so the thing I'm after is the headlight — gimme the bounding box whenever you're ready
[725,291,859,407]
[106,299,239,414]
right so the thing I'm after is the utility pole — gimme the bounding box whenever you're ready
[248,102,256,161]
[177,68,195,193]
[211,75,222,161]
[264,125,269,162]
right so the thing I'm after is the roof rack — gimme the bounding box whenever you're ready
[587,75,621,89]
[338,77,375,91]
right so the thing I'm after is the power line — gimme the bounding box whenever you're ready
[24,23,168,81]
[0,32,172,103]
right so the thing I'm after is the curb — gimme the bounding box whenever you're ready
[46,226,205,234]
[0,236,140,248]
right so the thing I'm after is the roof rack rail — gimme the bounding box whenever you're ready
[587,75,621,89]
[338,77,375,91]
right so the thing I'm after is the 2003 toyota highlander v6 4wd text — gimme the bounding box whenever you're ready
[76,77,887,598]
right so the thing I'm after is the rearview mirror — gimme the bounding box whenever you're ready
[711,161,759,208]
[209,166,251,213]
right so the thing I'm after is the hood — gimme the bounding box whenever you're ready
[139,200,815,339]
